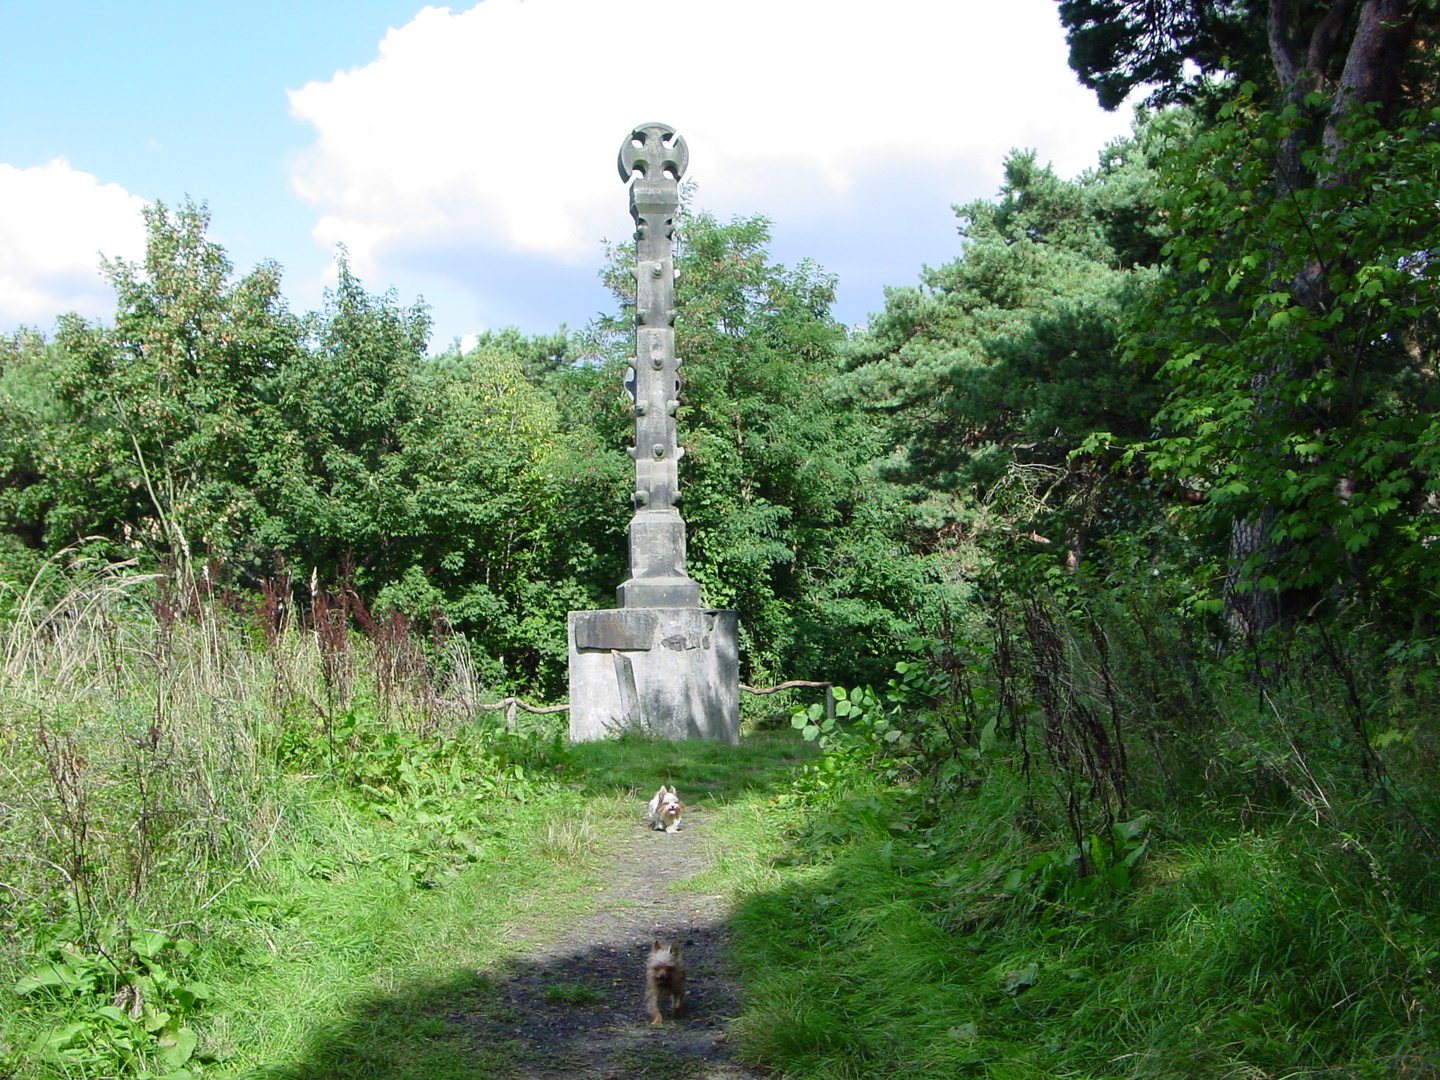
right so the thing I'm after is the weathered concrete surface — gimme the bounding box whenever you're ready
[615,509,702,608]
[568,608,739,744]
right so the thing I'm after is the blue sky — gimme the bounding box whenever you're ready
[1,0,1135,349]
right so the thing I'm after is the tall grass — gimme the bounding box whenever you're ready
[0,555,566,1078]
[5,553,1437,1078]
[726,583,1440,1079]
[0,555,488,926]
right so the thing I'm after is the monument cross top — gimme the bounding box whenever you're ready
[617,123,689,182]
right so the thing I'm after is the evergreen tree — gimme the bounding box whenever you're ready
[837,117,1175,574]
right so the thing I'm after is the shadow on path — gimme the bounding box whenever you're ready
[253,804,765,1080]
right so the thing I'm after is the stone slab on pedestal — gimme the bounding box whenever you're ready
[568,607,739,744]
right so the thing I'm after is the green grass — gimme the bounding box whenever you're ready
[541,982,606,1005]
[211,798,613,1079]
[567,728,819,805]
[208,738,816,1080]
[0,781,617,1079]
[223,734,818,1080]
[0,700,813,1078]
[723,776,1440,1080]
[4,564,1437,1080]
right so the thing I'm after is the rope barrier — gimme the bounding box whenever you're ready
[474,696,570,730]
[741,679,835,719]
[471,679,836,729]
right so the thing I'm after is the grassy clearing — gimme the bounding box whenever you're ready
[568,728,819,804]
[3,560,1437,1080]
[0,559,603,1079]
[210,794,629,1080]
[0,559,816,1078]
[0,756,622,1079]
[221,737,813,1080]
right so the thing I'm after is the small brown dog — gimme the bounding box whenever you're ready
[646,786,685,833]
[644,939,686,1024]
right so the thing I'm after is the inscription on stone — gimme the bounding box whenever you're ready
[573,609,658,651]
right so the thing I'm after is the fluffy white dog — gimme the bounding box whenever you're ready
[646,785,685,833]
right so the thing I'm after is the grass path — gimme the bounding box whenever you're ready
[226,734,808,1080]
[458,799,766,1080]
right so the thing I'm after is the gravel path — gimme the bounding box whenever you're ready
[450,803,767,1080]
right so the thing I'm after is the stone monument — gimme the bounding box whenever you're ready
[567,123,740,744]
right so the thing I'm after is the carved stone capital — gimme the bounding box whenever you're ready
[617,122,688,183]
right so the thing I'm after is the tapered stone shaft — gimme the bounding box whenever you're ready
[567,123,739,743]
[616,122,702,609]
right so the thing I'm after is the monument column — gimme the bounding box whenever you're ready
[566,123,740,743]
[616,123,703,608]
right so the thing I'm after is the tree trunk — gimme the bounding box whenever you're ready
[1223,0,1421,643]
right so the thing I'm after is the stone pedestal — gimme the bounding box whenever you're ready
[616,509,703,607]
[568,608,739,743]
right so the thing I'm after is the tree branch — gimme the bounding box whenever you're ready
[1269,0,1302,92]
[1306,0,1361,76]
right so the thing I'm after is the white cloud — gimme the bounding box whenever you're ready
[288,0,1133,281]
[0,158,148,328]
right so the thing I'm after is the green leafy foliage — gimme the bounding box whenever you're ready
[790,685,908,789]
[5,48,1440,1080]
[14,921,211,1078]
[1002,814,1149,902]
[1140,98,1440,623]
[18,202,299,565]
[593,208,954,685]
[0,204,632,693]
[272,702,566,887]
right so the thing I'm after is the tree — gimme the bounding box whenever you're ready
[1057,0,1269,109]
[0,331,73,569]
[1057,1,1433,120]
[45,201,300,570]
[1,205,624,693]
[372,342,624,690]
[1140,97,1440,631]
[836,116,1175,575]
[250,256,431,581]
[1061,0,1439,637]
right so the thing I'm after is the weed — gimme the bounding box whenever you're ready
[535,812,602,866]
[12,922,212,1077]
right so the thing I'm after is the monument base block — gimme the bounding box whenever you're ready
[616,575,703,608]
[568,607,739,744]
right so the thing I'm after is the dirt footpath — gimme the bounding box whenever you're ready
[454,804,766,1080]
